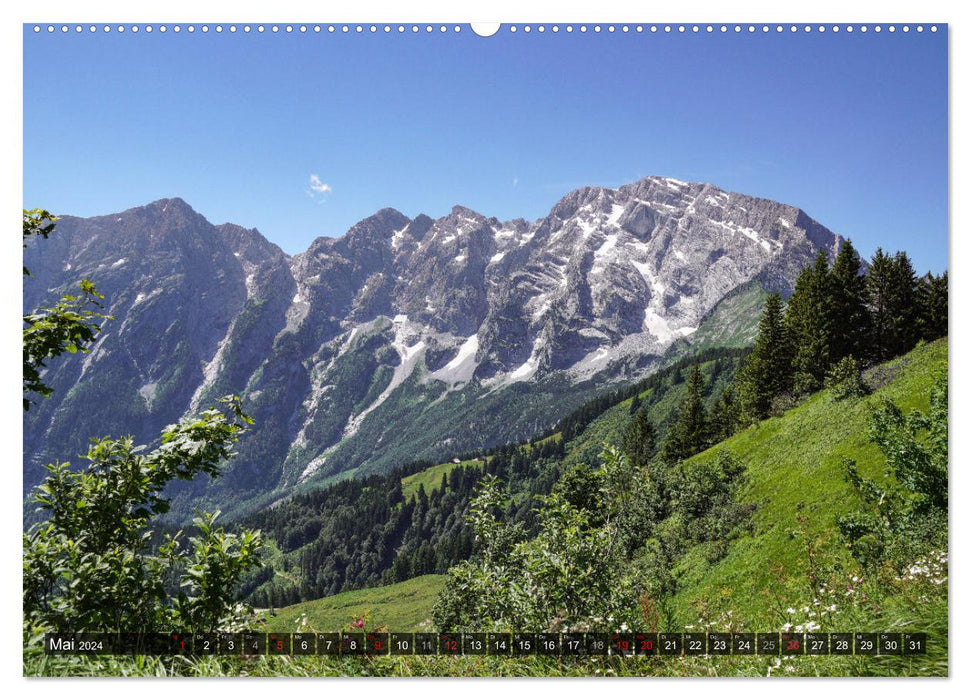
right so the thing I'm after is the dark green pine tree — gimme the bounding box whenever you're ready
[866,249,919,361]
[786,251,833,394]
[736,292,792,421]
[827,239,870,363]
[390,551,411,583]
[866,248,895,361]
[672,366,684,384]
[916,271,948,342]
[708,384,741,443]
[623,406,657,466]
[889,251,920,354]
[661,364,709,466]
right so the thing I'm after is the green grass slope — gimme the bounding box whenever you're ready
[667,338,947,629]
[400,459,483,500]
[262,575,446,633]
[666,280,766,357]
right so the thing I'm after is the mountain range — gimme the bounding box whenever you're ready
[23,175,844,520]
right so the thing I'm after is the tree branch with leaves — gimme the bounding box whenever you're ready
[22,209,108,410]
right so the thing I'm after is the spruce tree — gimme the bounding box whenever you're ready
[866,248,894,361]
[708,385,741,443]
[661,364,709,466]
[828,239,869,363]
[917,271,948,341]
[623,406,657,466]
[866,249,918,361]
[889,251,919,354]
[736,292,791,421]
[787,251,833,394]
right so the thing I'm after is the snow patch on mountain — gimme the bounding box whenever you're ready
[391,225,409,250]
[644,308,696,344]
[606,203,625,226]
[187,322,238,412]
[430,333,479,385]
[342,315,426,440]
[138,381,158,409]
[299,452,330,482]
[506,335,546,384]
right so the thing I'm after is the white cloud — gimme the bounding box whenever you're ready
[512,177,519,187]
[307,174,332,199]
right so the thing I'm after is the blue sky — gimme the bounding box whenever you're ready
[23,25,947,272]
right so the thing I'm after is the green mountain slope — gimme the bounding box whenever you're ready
[400,460,481,500]
[665,279,767,357]
[559,354,739,471]
[667,338,947,627]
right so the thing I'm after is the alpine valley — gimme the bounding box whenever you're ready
[23,176,845,521]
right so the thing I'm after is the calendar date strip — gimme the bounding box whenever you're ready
[44,631,926,656]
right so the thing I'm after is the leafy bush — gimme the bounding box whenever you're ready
[825,355,868,400]
[869,371,947,511]
[23,396,263,634]
[837,371,947,569]
[434,446,753,633]
[431,474,527,631]
[22,209,108,410]
[769,392,801,417]
[668,450,752,548]
[433,449,647,633]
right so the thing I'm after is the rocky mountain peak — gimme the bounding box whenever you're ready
[134,197,210,228]
[448,204,487,220]
[339,207,412,251]
[217,223,288,266]
[24,175,847,517]
[549,185,612,221]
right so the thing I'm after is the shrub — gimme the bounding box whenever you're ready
[769,392,801,417]
[433,448,647,633]
[837,372,948,570]
[825,355,868,400]
[23,396,263,634]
